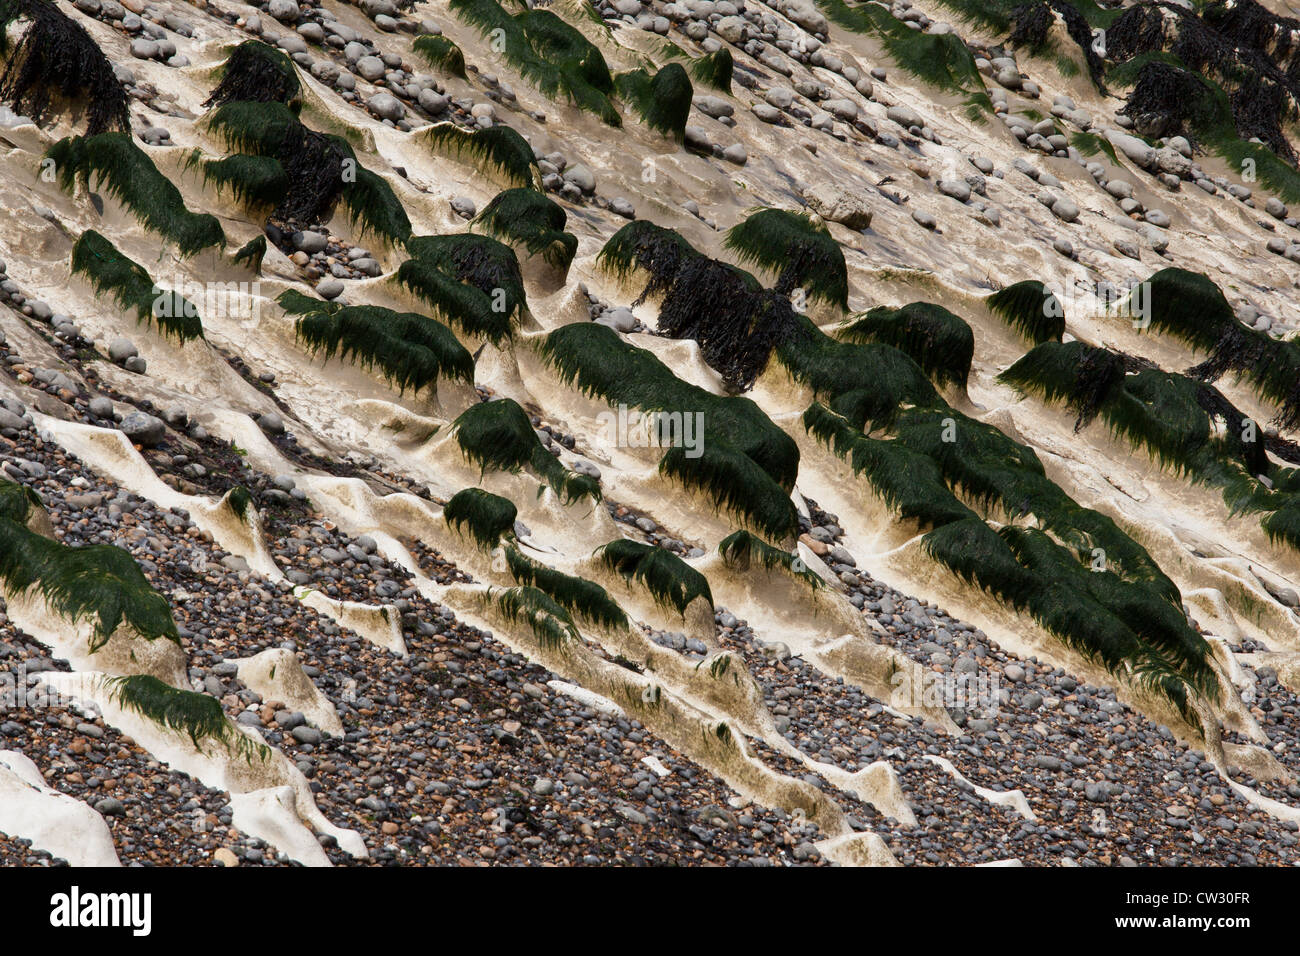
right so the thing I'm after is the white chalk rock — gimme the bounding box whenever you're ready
[0,750,121,866]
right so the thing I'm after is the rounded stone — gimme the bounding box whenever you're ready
[129,38,158,59]
[119,411,166,447]
[368,92,405,122]
[1050,197,1080,222]
[1144,208,1171,229]
[268,0,299,21]
[355,55,385,80]
[562,163,596,193]
[108,337,138,363]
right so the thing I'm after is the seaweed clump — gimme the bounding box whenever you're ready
[413,34,467,78]
[1008,0,1107,89]
[448,0,620,123]
[1142,268,1300,432]
[47,133,226,257]
[689,47,733,93]
[614,63,694,141]
[537,321,801,538]
[472,187,578,271]
[986,280,1066,345]
[419,122,544,190]
[286,294,475,396]
[203,40,301,109]
[999,339,1300,553]
[599,221,803,392]
[766,307,1219,718]
[0,0,129,134]
[444,487,518,550]
[205,100,411,243]
[1107,0,1300,163]
[504,545,629,632]
[842,302,975,390]
[450,398,601,504]
[398,233,529,344]
[71,230,205,343]
[104,675,269,762]
[817,0,992,116]
[803,399,1217,720]
[723,208,849,310]
[595,538,713,616]
[0,488,182,652]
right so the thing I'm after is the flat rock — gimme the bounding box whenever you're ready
[803,182,873,230]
